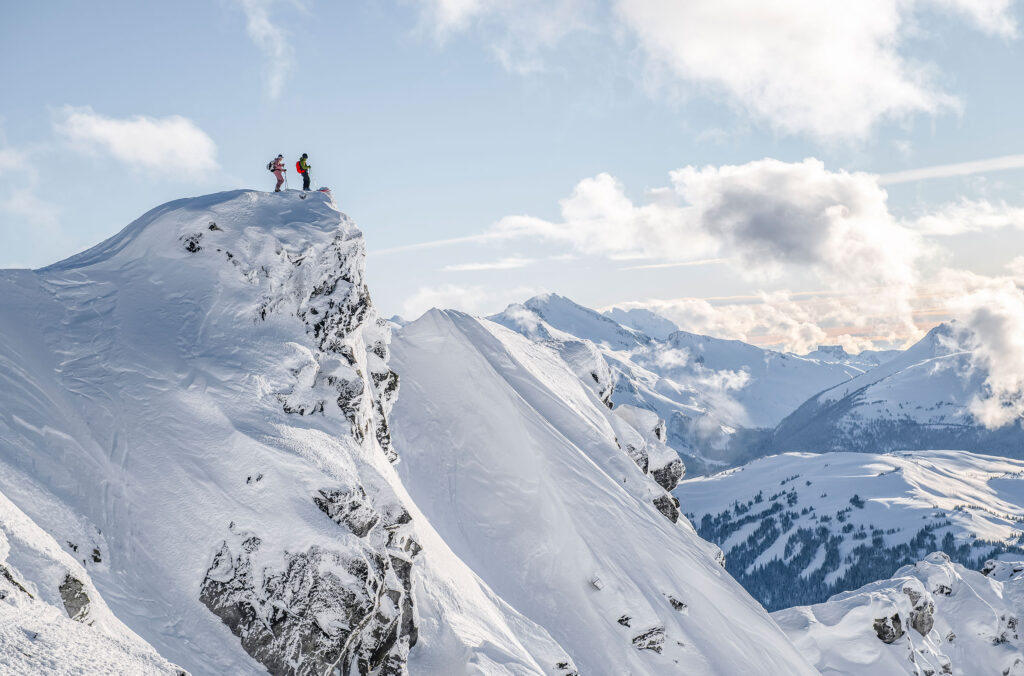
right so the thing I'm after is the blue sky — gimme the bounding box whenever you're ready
[3,0,1024,352]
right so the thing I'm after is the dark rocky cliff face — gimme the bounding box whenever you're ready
[197,212,417,675]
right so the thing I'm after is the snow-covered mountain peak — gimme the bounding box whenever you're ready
[602,306,681,340]
[1,191,588,675]
[515,293,652,349]
[45,189,349,274]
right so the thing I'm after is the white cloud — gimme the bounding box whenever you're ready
[948,279,1024,428]
[0,147,19,175]
[372,231,510,255]
[619,258,725,271]
[55,107,217,175]
[2,188,60,233]
[414,0,592,73]
[613,294,836,354]
[931,0,1018,37]
[400,282,542,320]
[444,256,537,271]
[908,199,1024,235]
[492,158,930,345]
[413,0,1017,140]
[236,0,294,99]
[881,154,1024,184]
[615,0,979,141]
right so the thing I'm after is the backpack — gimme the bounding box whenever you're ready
[267,160,275,172]
[296,160,303,173]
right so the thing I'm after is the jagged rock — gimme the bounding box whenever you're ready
[617,615,631,627]
[873,613,904,643]
[555,661,579,676]
[180,233,203,253]
[200,534,416,676]
[665,594,687,612]
[0,565,32,597]
[903,585,935,636]
[653,418,667,443]
[632,626,666,653]
[59,574,91,623]
[651,458,685,492]
[933,584,952,595]
[314,487,380,537]
[619,439,649,474]
[653,494,681,523]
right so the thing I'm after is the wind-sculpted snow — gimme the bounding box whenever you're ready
[678,450,1024,610]
[390,309,818,675]
[775,552,1024,676]
[0,490,186,674]
[0,190,577,675]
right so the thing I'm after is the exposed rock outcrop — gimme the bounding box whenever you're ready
[200,528,417,676]
[59,574,92,623]
[873,613,904,643]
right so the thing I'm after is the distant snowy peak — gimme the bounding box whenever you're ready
[775,552,1024,676]
[602,307,680,341]
[493,293,888,472]
[768,322,1024,455]
[516,293,652,349]
[801,344,900,369]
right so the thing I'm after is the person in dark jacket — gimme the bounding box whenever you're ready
[298,153,311,191]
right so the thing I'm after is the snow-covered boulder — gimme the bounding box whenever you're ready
[774,552,1024,675]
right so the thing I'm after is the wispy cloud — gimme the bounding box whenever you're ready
[400,282,542,320]
[879,153,1024,184]
[236,0,294,99]
[54,106,217,175]
[619,258,725,271]
[372,231,511,255]
[444,256,537,271]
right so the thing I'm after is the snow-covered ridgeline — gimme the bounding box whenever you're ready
[676,450,1024,610]
[390,309,818,675]
[492,294,884,472]
[768,324,1024,457]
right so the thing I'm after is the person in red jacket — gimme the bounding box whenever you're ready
[297,153,311,191]
[272,155,286,192]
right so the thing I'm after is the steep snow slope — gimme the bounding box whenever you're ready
[771,324,1024,456]
[775,553,1024,676]
[677,450,1024,610]
[0,190,575,675]
[390,309,819,676]
[493,294,879,471]
[0,490,185,675]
